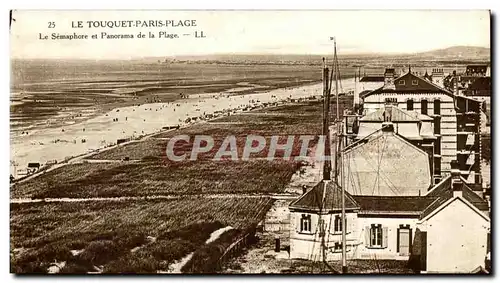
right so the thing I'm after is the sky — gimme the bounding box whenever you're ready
[10,10,491,60]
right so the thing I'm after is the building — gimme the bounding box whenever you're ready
[358,68,400,96]
[465,64,490,77]
[288,180,360,261]
[454,64,491,94]
[412,162,490,273]
[344,125,432,195]
[288,162,490,273]
[359,69,483,188]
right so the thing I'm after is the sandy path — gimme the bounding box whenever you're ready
[164,226,234,274]
[11,194,299,204]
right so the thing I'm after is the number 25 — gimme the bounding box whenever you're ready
[48,22,55,28]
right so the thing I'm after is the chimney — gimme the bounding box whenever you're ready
[432,68,444,87]
[383,68,396,90]
[302,185,307,195]
[450,160,462,197]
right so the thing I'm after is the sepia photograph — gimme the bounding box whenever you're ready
[9,9,491,275]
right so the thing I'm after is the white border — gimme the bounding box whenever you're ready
[3,1,499,282]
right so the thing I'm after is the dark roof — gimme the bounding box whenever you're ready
[362,72,452,98]
[421,175,489,219]
[353,196,437,214]
[289,175,488,219]
[360,76,385,82]
[289,180,360,212]
[394,72,446,91]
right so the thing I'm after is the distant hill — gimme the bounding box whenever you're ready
[408,46,490,60]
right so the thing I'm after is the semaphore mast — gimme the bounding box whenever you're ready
[330,37,347,274]
[319,37,347,274]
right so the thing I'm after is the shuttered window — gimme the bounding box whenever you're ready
[365,224,388,248]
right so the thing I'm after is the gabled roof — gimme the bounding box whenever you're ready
[421,175,489,220]
[360,107,421,122]
[361,71,453,98]
[345,124,429,156]
[289,180,360,213]
[419,195,490,223]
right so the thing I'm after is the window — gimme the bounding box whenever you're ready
[434,117,441,135]
[398,80,405,85]
[371,225,383,247]
[434,157,441,176]
[300,214,312,233]
[421,99,428,115]
[365,224,388,248]
[334,242,342,251]
[407,99,414,111]
[334,215,346,233]
[434,136,441,155]
[412,80,418,86]
[434,100,441,115]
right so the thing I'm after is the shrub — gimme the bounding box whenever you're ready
[79,240,122,266]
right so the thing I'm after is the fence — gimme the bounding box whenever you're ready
[215,227,257,270]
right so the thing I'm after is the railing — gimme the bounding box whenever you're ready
[216,228,257,270]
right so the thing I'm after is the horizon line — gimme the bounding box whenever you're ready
[10,45,490,61]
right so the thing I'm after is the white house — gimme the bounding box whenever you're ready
[288,163,489,273]
[414,162,490,273]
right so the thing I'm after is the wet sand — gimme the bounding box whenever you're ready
[10,78,355,176]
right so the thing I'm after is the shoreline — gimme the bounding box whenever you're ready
[10,77,355,177]
[10,79,322,137]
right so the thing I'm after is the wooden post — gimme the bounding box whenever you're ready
[322,65,331,181]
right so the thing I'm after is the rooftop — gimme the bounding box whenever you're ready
[353,196,437,215]
[360,76,385,82]
[289,180,359,212]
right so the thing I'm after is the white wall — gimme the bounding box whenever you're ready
[290,210,421,261]
[419,198,490,273]
[362,93,457,176]
[289,211,359,261]
[354,216,419,260]
[345,132,430,196]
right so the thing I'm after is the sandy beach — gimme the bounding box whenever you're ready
[10,78,355,176]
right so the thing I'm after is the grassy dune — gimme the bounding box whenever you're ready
[10,197,273,273]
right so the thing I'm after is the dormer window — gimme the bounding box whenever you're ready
[412,80,418,86]
[398,80,405,85]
